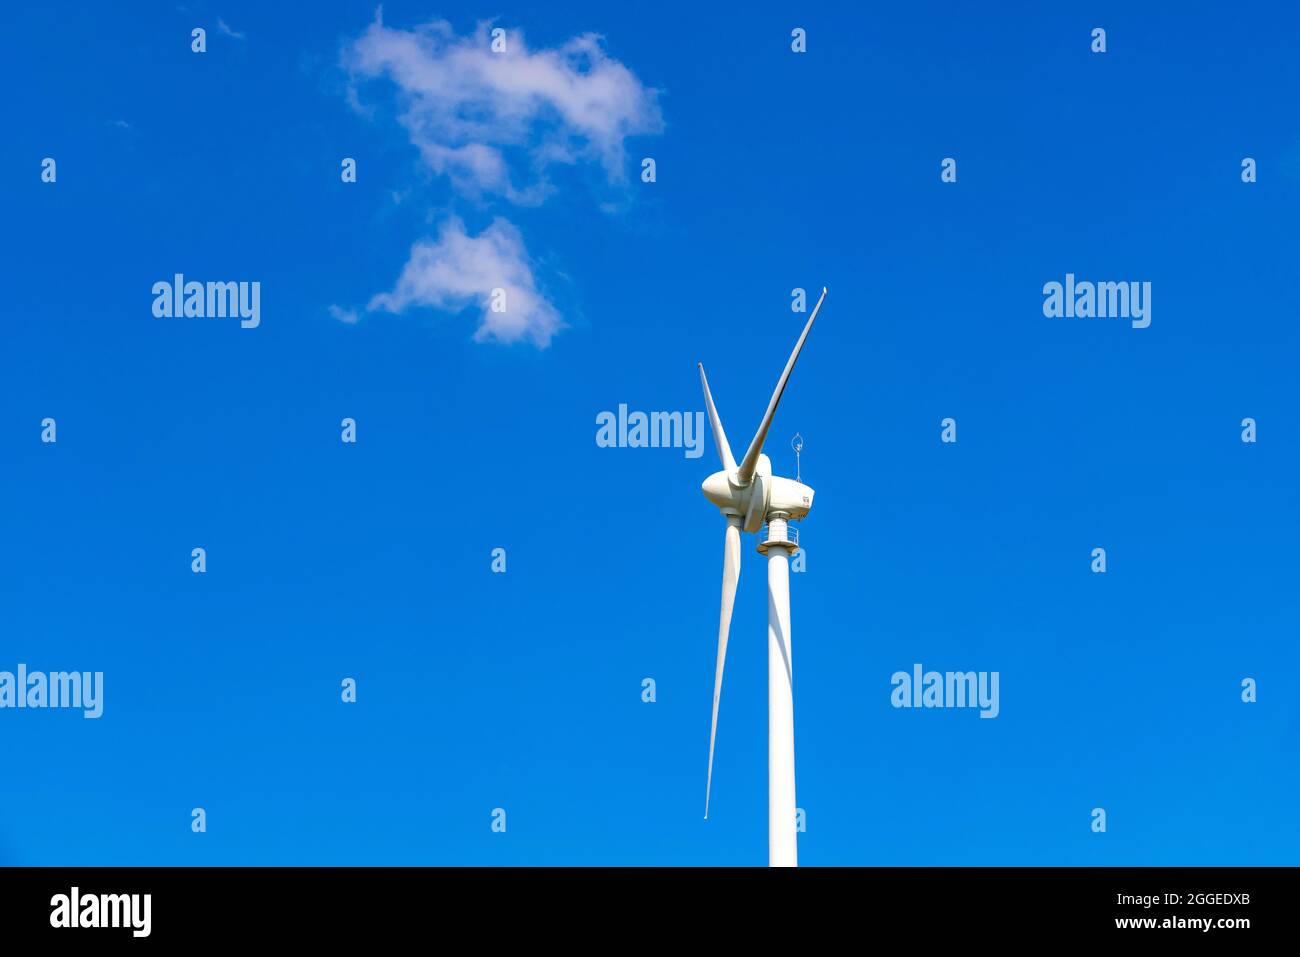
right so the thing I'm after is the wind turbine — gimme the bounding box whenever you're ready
[698,287,826,867]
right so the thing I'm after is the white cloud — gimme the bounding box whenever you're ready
[363,216,562,348]
[217,19,246,40]
[339,15,660,348]
[344,16,663,201]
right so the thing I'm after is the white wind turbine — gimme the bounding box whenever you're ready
[698,287,826,867]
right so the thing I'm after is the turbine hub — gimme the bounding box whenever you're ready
[701,470,741,513]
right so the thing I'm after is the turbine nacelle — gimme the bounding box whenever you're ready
[701,464,814,524]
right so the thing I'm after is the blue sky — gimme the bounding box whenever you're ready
[2,2,1298,865]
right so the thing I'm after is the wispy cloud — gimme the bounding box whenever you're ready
[344,16,663,202]
[217,19,246,40]
[327,304,359,325]
[364,216,562,348]
[107,119,132,130]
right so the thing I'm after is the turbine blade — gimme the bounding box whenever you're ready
[705,516,742,819]
[736,287,827,485]
[697,363,737,472]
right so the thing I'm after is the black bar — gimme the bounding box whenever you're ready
[0,866,1284,943]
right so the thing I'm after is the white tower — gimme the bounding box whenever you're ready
[758,516,798,866]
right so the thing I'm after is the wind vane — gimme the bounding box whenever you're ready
[791,433,804,483]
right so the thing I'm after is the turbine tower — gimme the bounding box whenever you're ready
[698,287,826,867]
